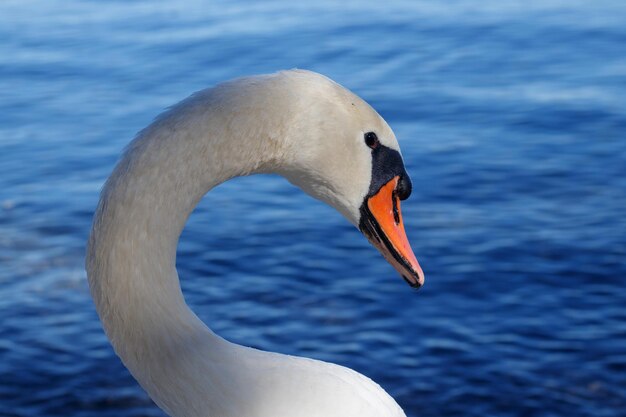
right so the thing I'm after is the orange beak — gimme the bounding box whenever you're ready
[359,176,424,288]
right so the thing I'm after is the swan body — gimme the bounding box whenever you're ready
[86,70,423,417]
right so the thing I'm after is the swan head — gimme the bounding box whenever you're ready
[265,70,425,287]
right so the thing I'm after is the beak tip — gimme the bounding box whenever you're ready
[403,272,424,289]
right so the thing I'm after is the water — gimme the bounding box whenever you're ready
[1,1,625,416]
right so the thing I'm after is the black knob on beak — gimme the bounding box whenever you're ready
[397,174,412,200]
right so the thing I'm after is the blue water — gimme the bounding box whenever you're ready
[1,1,626,416]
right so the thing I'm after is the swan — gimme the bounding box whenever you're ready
[86,69,424,417]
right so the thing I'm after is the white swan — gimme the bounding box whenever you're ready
[86,69,424,417]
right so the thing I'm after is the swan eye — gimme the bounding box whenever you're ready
[364,132,379,149]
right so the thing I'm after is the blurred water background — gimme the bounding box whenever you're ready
[1,1,625,416]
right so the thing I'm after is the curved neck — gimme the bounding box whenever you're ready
[86,95,290,416]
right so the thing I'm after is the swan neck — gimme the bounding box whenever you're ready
[86,98,285,415]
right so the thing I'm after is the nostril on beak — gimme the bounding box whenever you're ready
[397,174,412,200]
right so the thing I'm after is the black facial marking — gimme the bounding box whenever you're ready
[396,175,412,201]
[366,143,411,199]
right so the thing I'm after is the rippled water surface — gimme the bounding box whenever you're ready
[1,1,626,416]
